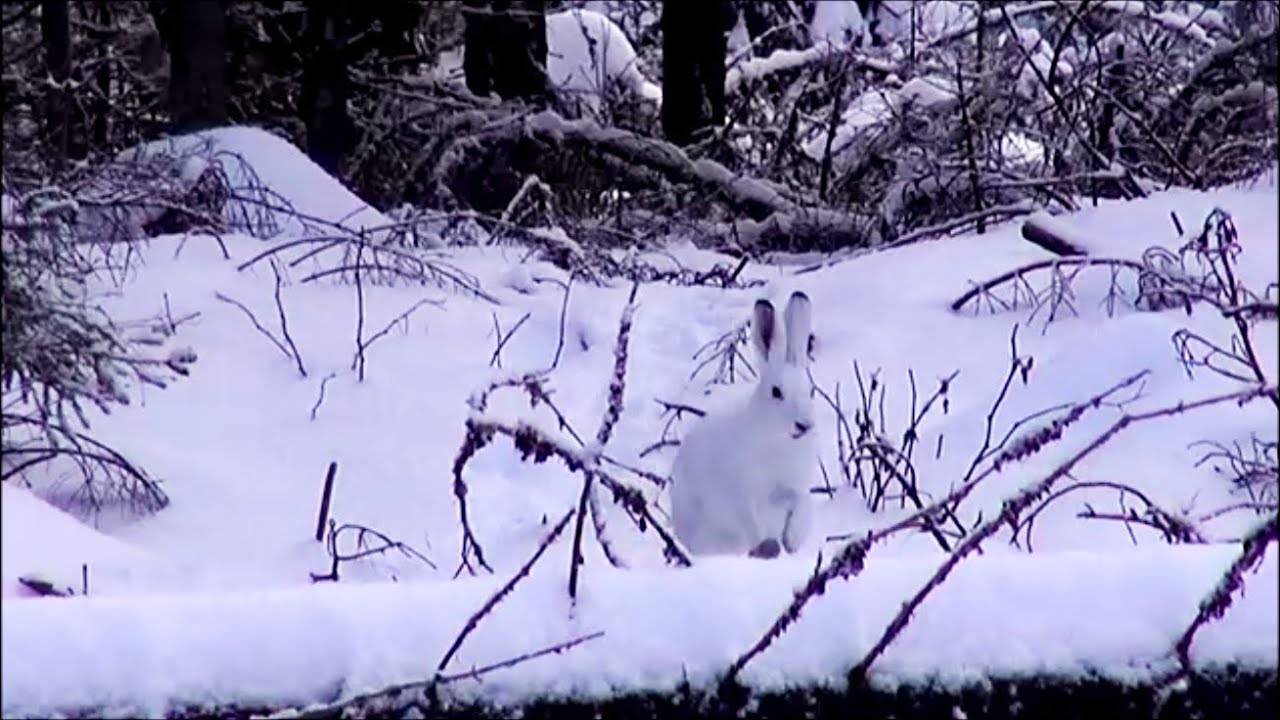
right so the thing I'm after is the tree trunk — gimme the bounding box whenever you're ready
[857,0,883,46]
[462,0,547,101]
[93,0,111,147]
[165,0,228,132]
[661,1,729,146]
[301,1,351,175]
[375,3,422,74]
[40,0,71,166]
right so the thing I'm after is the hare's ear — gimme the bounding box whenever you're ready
[784,292,812,365]
[751,299,777,361]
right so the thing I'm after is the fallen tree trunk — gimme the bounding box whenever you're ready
[173,668,1277,719]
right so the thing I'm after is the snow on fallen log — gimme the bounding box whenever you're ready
[1098,1,1217,47]
[726,43,896,96]
[510,110,875,247]
[1,543,1274,718]
[725,1,1061,95]
[517,110,796,221]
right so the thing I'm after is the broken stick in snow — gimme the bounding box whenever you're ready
[1021,212,1089,257]
[315,462,338,542]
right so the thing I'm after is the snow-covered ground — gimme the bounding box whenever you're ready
[2,128,1276,718]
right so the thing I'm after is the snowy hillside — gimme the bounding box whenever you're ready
[2,128,1276,718]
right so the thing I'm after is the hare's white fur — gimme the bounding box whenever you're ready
[671,292,817,557]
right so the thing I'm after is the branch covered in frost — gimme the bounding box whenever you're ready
[451,291,691,578]
[1160,513,1278,690]
[848,383,1277,685]
[462,412,690,568]
[1013,479,1207,551]
[573,282,641,592]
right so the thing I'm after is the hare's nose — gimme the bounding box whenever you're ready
[794,421,812,436]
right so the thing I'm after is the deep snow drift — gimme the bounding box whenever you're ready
[2,127,1275,717]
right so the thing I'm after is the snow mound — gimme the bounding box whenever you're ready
[121,126,392,236]
[1,484,149,598]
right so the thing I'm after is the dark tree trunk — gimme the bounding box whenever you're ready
[259,0,304,76]
[301,1,351,175]
[462,0,492,95]
[371,2,422,73]
[462,0,547,101]
[93,0,111,146]
[343,3,423,73]
[738,2,805,56]
[163,0,228,132]
[857,0,883,46]
[662,0,730,146]
[40,0,71,166]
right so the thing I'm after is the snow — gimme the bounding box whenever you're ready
[896,76,958,109]
[1,484,150,598]
[1001,130,1046,166]
[726,43,897,96]
[802,76,956,164]
[1100,0,1216,46]
[872,1,974,45]
[119,126,392,237]
[3,127,1276,716]
[3,544,1274,718]
[546,9,662,107]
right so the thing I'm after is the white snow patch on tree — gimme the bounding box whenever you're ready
[809,1,866,46]
[547,9,661,107]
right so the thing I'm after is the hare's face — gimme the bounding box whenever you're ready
[756,362,816,439]
[749,291,816,441]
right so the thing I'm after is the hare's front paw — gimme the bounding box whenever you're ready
[749,538,781,558]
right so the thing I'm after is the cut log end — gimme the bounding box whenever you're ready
[1021,214,1089,257]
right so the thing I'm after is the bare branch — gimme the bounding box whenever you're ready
[437,508,575,674]
[1158,514,1278,691]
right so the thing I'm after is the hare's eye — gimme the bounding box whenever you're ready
[772,386,783,400]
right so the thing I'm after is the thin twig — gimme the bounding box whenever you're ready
[437,508,575,674]
[270,260,307,378]
[490,311,532,368]
[214,292,292,360]
[437,631,605,684]
[355,297,445,373]
[551,273,574,370]
[310,372,338,422]
[353,240,367,381]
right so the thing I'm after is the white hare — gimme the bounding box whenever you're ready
[671,292,817,558]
